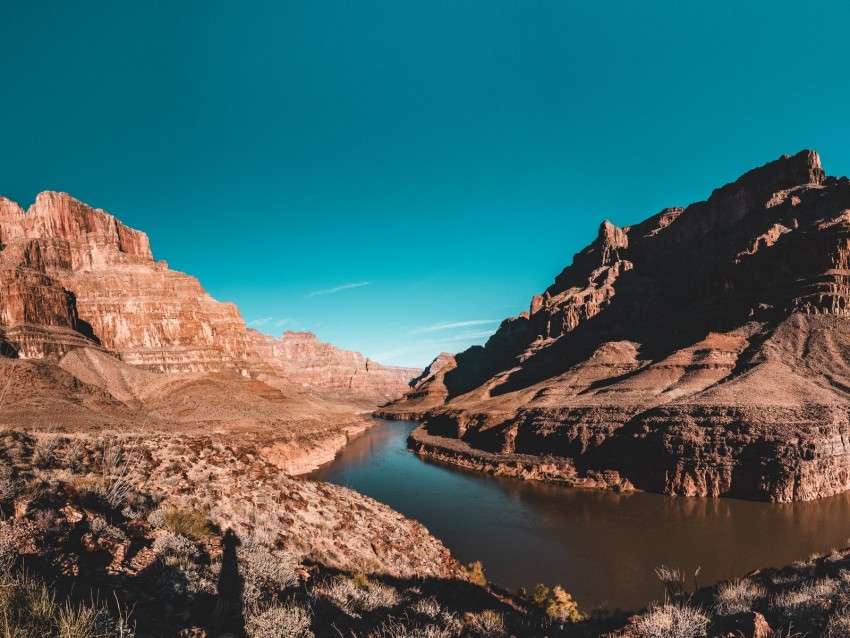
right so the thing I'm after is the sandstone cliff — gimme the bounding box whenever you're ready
[0,191,258,374]
[248,329,419,406]
[0,191,414,471]
[0,191,415,408]
[386,150,850,502]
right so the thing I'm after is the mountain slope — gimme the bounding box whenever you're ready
[249,329,419,406]
[386,150,850,502]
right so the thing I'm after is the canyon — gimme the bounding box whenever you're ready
[248,328,419,407]
[0,190,419,472]
[383,150,850,503]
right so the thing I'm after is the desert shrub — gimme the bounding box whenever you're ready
[0,571,56,637]
[546,585,581,623]
[247,507,280,546]
[773,578,838,620]
[162,508,211,541]
[33,435,62,469]
[715,578,767,615]
[313,574,400,617]
[630,602,708,638]
[237,540,300,610]
[0,429,31,466]
[410,596,442,619]
[0,523,19,574]
[152,532,201,561]
[371,619,455,638]
[0,464,22,506]
[63,439,86,472]
[156,560,217,601]
[531,583,549,609]
[467,610,507,638]
[245,602,314,638]
[90,517,127,542]
[655,565,686,603]
[97,437,143,509]
[33,509,59,538]
[826,605,850,638]
[461,561,487,587]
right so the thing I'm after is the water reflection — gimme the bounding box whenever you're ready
[310,420,850,610]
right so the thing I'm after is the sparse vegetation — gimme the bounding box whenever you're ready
[0,571,134,638]
[715,578,767,615]
[162,508,212,541]
[629,602,708,638]
[461,560,487,586]
[245,601,314,638]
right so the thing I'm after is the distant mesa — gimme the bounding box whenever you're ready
[383,150,850,503]
[248,328,420,407]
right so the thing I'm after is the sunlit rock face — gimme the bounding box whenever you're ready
[0,191,419,409]
[249,329,420,404]
[387,150,850,502]
[0,191,259,373]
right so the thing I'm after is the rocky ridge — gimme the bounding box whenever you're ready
[248,329,419,406]
[384,150,850,502]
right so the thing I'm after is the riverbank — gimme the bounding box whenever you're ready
[407,422,635,491]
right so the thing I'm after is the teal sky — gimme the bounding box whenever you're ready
[2,2,850,367]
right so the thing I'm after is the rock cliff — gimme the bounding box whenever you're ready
[386,150,850,502]
[249,329,420,406]
[0,191,258,373]
[0,191,415,406]
[0,191,417,470]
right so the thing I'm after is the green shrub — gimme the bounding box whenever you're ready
[531,583,549,609]
[461,561,487,587]
[162,508,212,541]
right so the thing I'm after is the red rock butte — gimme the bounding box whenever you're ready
[0,191,419,445]
[382,150,850,502]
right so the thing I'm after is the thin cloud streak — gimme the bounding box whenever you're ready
[412,319,497,334]
[308,281,373,297]
[371,329,494,365]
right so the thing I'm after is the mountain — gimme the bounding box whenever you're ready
[248,329,420,406]
[384,150,850,502]
[0,191,418,470]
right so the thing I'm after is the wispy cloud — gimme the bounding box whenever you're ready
[247,317,273,327]
[371,330,494,366]
[308,281,373,297]
[411,319,497,334]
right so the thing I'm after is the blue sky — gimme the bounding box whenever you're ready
[2,2,850,367]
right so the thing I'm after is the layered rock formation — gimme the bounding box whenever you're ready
[0,191,415,408]
[0,191,258,373]
[0,191,419,472]
[248,329,419,405]
[386,150,850,502]
[376,352,457,419]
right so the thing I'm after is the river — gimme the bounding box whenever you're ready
[310,418,850,611]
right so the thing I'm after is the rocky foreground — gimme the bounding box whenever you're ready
[6,427,850,637]
[383,150,850,503]
[0,428,589,637]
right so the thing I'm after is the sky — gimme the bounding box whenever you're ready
[2,2,850,367]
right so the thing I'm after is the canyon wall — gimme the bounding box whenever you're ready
[0,191,416,410]
[249,329,419,405]
[385,150,850,502]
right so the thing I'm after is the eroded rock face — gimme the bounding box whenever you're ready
[0,192,259,374]
[387,150,850,502]
[0,192,415,412]
[249,329,420,405]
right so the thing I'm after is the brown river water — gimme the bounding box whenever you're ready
[310,419,850,611]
